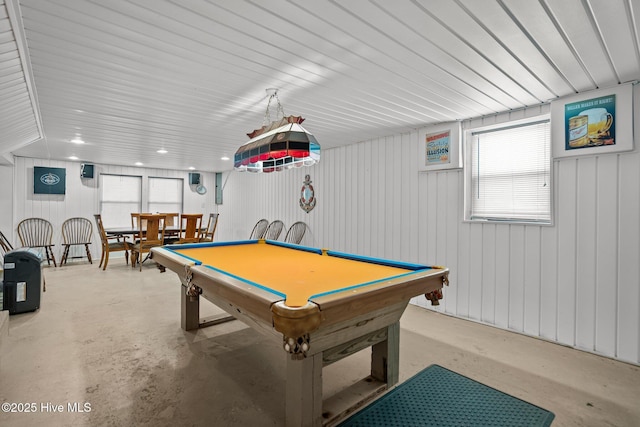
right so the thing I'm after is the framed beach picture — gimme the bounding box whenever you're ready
[551,83,633,158]
[418,122,462,171]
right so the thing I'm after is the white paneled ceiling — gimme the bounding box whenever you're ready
[1,0,639,171]
[0,0,42,163]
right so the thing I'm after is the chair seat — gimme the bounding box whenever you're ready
[108,241,129,251]
[131,241,162,251]
[131,244,149,254]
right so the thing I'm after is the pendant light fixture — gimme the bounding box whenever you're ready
[234,89,320,173]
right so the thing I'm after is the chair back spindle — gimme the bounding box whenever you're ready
[264,220,285,240]
[0,230,14,259]
[284,221,307,245]
[249,219,269,239]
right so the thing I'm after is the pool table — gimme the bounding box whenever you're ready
[151,239,449,426]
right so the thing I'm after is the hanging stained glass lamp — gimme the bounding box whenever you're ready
[234,90,320,173]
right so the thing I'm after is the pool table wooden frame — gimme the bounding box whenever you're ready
[151,240,449,427]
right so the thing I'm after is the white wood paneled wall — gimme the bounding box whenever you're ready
[0,165,13,236]
[5,86,639,365]
[216,85,640,365]
[8,158,217,264]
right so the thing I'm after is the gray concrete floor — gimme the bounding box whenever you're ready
[1,261,639,427]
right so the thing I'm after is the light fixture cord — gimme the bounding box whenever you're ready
[263,91,285,125]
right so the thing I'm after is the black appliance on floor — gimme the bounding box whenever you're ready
[2,248,43,314]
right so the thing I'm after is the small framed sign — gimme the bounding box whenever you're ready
[34,166,66,194]
[418,122,462,171]
[551,83,633,158]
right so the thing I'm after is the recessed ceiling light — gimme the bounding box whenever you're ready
[157,149,168,154]
[70,138,85,144]
[221,156,230,161]
[188,166,195,170]
[69,156,79,160]
[135,162,143,166]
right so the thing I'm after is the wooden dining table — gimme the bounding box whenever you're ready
[105,225,177,235]
[103,226,204,243]
[103,224,204,266]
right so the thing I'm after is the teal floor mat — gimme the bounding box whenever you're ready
[339,364,555,427]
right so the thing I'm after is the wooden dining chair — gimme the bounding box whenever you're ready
[17,217,57,266]
[159,212,180,243]
[161,212,180,228]
[249,218,269,239]
[60,217,93,264]
[94,214,131,270]
[200,213,219,242]
[264,220,285,240]
[131,212,144,242]
[130,212,141,228]
[130,213,149,243]
[284,221,307,244]
[178,214,203,244]
[131,214,166,271]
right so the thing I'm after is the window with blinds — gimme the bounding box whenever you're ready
[148,177,183,215]
[100,174,142,228]
[466,116,551,223]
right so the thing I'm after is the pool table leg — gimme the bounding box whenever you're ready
[371,321,400,386]
[181,284,200,331]
[286,352,323,427]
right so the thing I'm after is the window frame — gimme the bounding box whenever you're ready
[463,114,553,225]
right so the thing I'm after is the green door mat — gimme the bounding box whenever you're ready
[339,364,555,426]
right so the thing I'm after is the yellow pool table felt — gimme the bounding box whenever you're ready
[173,242,419,307]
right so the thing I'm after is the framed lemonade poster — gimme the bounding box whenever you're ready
[551,83,633,158]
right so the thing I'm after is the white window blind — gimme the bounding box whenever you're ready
[100,174,142,228]
[148,177,183,219]
[469,117,551,223]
